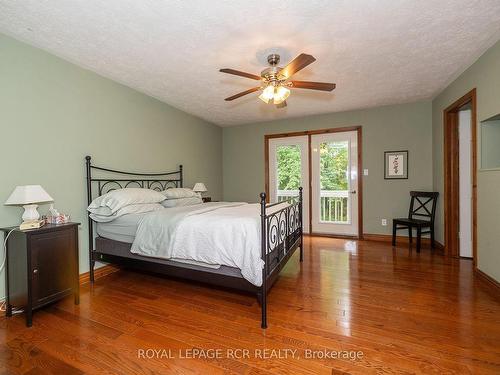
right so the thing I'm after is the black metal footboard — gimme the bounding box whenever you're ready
[259,187,303,328]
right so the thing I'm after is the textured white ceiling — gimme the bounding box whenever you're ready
[1,1,500,126]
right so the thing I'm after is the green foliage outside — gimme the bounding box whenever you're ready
[319,141,348,190]
[276,142,348,191]
[276,146,302,190]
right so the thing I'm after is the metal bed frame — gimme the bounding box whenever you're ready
[85,156,303,328]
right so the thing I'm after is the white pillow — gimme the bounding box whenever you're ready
[161,196,203,208]
[161,188,199,200]
[88,188,166,216]
[90,203,164,223]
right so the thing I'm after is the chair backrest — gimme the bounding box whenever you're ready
[408,191,439,223]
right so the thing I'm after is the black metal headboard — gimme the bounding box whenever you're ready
[85,155,183,204]
[84,155,183,276]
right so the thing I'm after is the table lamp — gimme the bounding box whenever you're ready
[5,185,54,223]
[193,182,207,197]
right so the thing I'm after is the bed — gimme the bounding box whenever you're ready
[85,156,303,328]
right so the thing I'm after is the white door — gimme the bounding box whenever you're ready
[459,110,473,258]
[268,136,310,233]
[311,131,358,235]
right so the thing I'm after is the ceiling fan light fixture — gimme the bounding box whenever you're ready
[220,53,336,107]
[273,86,290,105]
[258,85,275,104]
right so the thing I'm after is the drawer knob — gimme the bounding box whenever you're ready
[33,269,38,274]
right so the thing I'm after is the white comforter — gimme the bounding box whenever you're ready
[130,202,265,286]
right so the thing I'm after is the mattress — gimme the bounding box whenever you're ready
[96,212,145,244]
[96,212,221,269]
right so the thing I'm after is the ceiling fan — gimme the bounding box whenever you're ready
[220,53,336,108]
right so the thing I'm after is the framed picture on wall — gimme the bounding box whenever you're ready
[384,150,408,179]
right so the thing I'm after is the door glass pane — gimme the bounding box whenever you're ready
[276,145,301,202]
[319,141,349,223]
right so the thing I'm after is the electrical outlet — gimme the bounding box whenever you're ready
[363,169,369,176]
[381,219,387,226]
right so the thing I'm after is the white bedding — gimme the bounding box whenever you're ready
[131,202,265,286]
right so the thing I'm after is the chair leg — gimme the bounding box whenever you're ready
[408,226,413,244]
[392,222,397,246]
[430,225,435,249]
[416,227,421,253]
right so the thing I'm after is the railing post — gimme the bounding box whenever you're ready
[260,192,267,329]
[299,187,304,262]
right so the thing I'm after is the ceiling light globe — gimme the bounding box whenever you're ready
[273,86,290,104]
[263,85,275,100]
[259,85,276,104]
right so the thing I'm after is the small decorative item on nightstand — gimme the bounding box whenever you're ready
[0,222,80,327]
[46,204,71,224]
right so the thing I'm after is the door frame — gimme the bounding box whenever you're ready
[264,126,363,239]
[443,88,477,265]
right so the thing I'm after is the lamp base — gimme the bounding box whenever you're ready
[22,204,40,222]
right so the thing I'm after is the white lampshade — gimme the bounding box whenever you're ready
[5,185,53,206]
[192,182,207,193]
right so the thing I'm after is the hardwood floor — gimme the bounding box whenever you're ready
[1,236,499,374]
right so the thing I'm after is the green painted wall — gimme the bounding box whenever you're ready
[480,119,500,169]
[432,39,500,282]
[0,34,222,299]
[223,101,433,236]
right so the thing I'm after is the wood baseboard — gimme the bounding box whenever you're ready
[79,264,120,285]
[363,233,444,251]
[475,268,500,299]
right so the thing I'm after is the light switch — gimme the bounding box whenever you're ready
[363,169,369,176]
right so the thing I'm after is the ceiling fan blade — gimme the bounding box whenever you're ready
[220,68,262,81]
[224,87,261,101]
[280,53,316,79]
[276,100,287,109]
[291,80,336,91]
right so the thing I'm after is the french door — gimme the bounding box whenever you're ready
[268,136,310,233]
[311,131,358,235]
[267,129,360,237]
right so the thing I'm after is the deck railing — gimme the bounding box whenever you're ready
[277,189,349,223]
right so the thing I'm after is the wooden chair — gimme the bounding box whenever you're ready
[392,191,439,252]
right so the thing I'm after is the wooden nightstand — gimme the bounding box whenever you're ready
[202,197,212,203]
[1,222,80,327]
